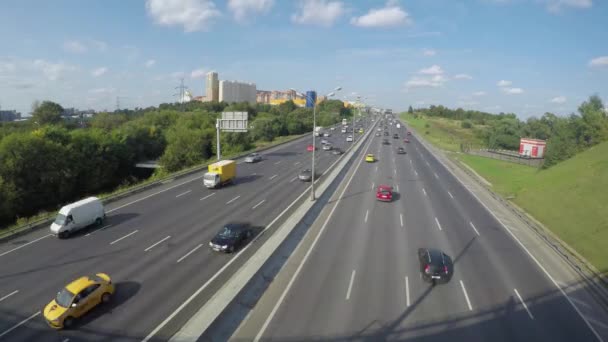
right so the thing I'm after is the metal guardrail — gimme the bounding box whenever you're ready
[0,132,311,243]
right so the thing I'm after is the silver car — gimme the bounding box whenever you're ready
[244,153,262,163]
[298,169,313,182]
[322,144,332,151]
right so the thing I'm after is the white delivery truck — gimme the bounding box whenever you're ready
[50,197,105,238]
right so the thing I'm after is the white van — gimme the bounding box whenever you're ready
[50,197,105,238]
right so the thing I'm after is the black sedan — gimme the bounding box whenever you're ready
[418,248,454,285]
[397,147,406,154]
[393,133,399,139]
[382,139,390,145]
[209,223,252,253]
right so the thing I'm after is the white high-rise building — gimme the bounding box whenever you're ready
[219,80,257,104]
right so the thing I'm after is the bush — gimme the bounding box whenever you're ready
[425,123,431,128]
[461,120,473,129]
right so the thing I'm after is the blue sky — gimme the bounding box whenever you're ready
[0,0,606,118]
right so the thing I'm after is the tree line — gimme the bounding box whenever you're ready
[0,99,352,228]
[409,95,608,168]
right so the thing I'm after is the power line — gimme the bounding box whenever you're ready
[174,78,189,112]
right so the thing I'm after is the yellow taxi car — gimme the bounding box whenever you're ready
[43,273,114,329]
[365,154,375,162]
[359,128,364,134]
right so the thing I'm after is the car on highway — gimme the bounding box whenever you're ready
[375,185,393,202]
[330,127,336,131]
[417,248,454,285]
[320,139,328,145]
[382,139,390,145]
[393,133,399,139]
[384,131,389,136]
[377,128,382,131]
[346,135,353,142]
[306,144,316,152]
[244,153,262,163]
[298,169,313,182]
[209,223,253,253]
[323,133,330,137]
[322,144,332,151]
[365,154,375,162]
[332,148,343,155]
[43,273,114,329]
[341,128,347,133]
[407,131,412,136]
[358,128,364,133]
[397,147,406,154]
[375,132,381,137]
[404,138,410,143]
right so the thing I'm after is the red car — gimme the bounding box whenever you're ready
[376,185,393,202]
[306,144,317,152]
[407,131,412,136]
[404,138,410,143]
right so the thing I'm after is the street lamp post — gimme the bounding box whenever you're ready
[292,87,341,201]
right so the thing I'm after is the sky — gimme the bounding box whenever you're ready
[0,0,607,119]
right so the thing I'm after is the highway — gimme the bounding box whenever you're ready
[0,122,370,342]
[234,120,605,341]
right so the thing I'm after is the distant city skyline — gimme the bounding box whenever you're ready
[0,0,607,118]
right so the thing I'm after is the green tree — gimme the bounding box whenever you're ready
[91,112,129,131]
[31,101,64,125]
[408,106,414,114]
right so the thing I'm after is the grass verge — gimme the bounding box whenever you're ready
[400,113,485,152]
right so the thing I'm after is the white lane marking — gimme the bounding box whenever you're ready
[375,166,378,173]
[448,191,454,199]
[460,280,473,311]
[396,184,400,192]
[365,210,369,223]
[109,230,138,245]
[289,176,297,183]
[394,168,397,175]
[274,161,282,165]
[294,161,300,166]
[269,174,278,180]
[200,193,216,201]
[107,176,202,213]
[0,311,40,339]
[570,296,592,309]
[435,217,443,231]
[422,188,427,196]
[587,317,608,330]
[226,195,241,204]
[177,244,203,263]
[252,200,266,210]
[434,172,439,179]
[400,214,404,227]
[409,159,412,165]
[0,290,19,303]
[346,270,357,300]
[0,234,52,258]
[414,170,418,177]
[176,190,192,198]
[62,339,70,342]
[469,222,480,236]
[252,173,257,176]
[412,135,605,341]
[514,288,534,320]
[254,131,377,342]
[372,182,375,190]
[427,161,431,167]
[144,236,171,252]
[405,276,410,307]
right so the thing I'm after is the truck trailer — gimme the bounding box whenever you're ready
[203,160,236,188]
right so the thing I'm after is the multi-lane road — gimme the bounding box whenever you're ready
[0,121,370,342]
[234,120,607,341]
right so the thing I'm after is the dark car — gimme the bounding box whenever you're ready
[393,133,399,139]
[417,248,454,285]
[382,139,390,145]
[384,131,389,136]
[210,223,252,253]
[397,147,406,154]
[298,169,313,182]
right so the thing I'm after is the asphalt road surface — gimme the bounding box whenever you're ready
[0,122,371,342]
[238,120,604,342]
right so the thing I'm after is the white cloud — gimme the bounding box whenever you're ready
[472,91,486,96]
[405,75,447,89]
[550,96,567,103]
[423,49,436,56]
[145,0,221,32]
[91,67,108,77]
[589,56,608,67]
[503,87,524,94]
[291,0,345,27]
[190,68,207,78]
[497,80,512,87]
[89,87,116,95]
[0,62,16,73]
[454,74,473,80]
[351,0,411,28]
[545,0,592,13]
[32,59,78,81]
[145,59,157,68]
[419,65,444,75]
[64,40,87,53]
[228,0,274,21]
